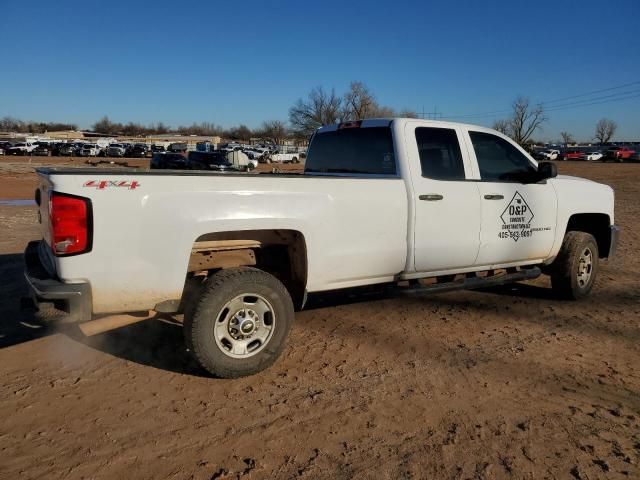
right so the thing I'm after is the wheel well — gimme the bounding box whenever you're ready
[188,229,308,309]
[565,213,611,258]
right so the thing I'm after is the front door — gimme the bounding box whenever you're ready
[406,122,481,272]
[464,130,557,266]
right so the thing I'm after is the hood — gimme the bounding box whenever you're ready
[554,174,596,183]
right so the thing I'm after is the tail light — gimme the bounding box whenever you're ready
[49,192,92,256]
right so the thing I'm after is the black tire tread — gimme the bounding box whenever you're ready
[550,231,598,300]
[184,267,294,378]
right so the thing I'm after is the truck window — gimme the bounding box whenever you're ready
[469,131,536,181]
[415,127,466,180]
[305,127,396,175]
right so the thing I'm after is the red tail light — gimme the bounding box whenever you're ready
[49,192,92,256]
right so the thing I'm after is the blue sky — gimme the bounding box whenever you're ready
[1,0,639,141]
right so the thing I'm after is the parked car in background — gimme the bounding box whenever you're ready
[58,143,79,156]
[79,144,101,157]
[0,141,13,154]
[536,149,560,160]
[107,144,127,157]
[628,152,640,163]
[561,150,584,161]
[604,146,635,162]
[151,144,168,153]
[186,151,238,171]
[243,147,268,161]
[169,142,188,153]
[7,142,36,155]
[265,152,304,163]
[150,152,188,169]
[585,151,603,161]
[130,143,151,157]
[33,143,53,156]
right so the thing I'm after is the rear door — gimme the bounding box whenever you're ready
[463,129,557,266]
[405,121,481,272]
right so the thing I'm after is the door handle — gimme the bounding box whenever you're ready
[484,194,504,200]
[419,194,444,201]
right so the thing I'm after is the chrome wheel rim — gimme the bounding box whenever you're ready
[214,294,276,358]
[577,247,593,288]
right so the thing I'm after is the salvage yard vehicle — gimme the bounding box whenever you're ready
[536,149,559,161]
[150,152,188,169]
[7,142,36,155]
[130,143,151,157]
[58,143,79,156]
[604,146,635,162]
[585,151,603,161]
[265,152,303,163]
[79,144,101,157]
[24,118,619,378]
[33,143,53,156]
[106,144,127,157]
[186,151,238,171]
[561,150,584,161]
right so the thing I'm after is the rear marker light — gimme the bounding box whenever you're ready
[50,192,92,256]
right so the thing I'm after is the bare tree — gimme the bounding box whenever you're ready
[594,118,617,144]
[342,81,378,120]
[508,97,547,145]
[492,119,511,136]
[259,120,288,145]
[398,109,419,118]
[560,131,574,145]
[92,116,115,134]
[226,124,253,141]
[289,86,343,137]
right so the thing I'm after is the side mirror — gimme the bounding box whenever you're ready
[538,161,557,180]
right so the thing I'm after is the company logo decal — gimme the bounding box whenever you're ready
[499,191,549,242]
[83,180,141,190]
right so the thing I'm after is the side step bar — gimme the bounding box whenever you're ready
[394,267,541,297]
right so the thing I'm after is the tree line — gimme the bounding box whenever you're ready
[491,98,619,146]
[0,117,78,134]
[1,81,623,145]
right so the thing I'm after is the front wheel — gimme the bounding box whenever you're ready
[550,231,599,300]
[184,267,294,378]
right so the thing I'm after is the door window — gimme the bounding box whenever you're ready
[415,127,466,180]
[469,131,536,182]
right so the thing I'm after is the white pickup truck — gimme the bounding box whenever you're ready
[24,118,619,378]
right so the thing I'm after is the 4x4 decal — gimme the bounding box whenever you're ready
[83,180,141,190]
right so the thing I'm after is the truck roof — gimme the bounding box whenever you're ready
[316,117,499,134]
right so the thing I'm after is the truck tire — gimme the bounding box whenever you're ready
[550,231,599,300]
[184,267,294,378]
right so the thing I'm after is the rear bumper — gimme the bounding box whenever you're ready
[23,241,92,323]
[608,225,621,259]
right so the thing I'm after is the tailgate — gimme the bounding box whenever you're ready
[36,172,53,248]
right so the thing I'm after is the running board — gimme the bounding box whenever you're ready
[394,267,541,297]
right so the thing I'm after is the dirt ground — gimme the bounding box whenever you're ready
[0,160,638,479]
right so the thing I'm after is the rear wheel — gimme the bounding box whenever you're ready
[549,231,599,300]
[184,267,294,378]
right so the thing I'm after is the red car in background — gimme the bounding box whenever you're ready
[561,150,584,161]
[604,146,635,162]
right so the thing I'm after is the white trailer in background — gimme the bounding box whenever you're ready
[266,152,303,163]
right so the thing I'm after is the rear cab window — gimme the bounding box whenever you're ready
[304,124,396,176]
[415,127,466,180]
